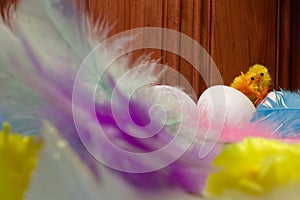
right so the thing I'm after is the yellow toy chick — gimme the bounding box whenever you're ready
[231,64,272,106]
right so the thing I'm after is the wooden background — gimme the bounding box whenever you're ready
[85,0,300,98]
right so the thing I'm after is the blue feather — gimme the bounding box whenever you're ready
[252,89,300,137]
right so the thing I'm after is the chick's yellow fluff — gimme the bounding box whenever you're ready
[204,138,300,200]
[0,122,42,200]
[231,64,272,103]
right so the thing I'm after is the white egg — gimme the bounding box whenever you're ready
[197,85,256,127]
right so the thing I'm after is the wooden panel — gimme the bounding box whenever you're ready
[88,0,129,36]
[276,0,300,90]
[128,0,146,61]
[210,0,278,86]
[1,0,298,93]
[87,0,211,97]
[180,0,194,96]
[87,0,298,93]
[0,0,17,27]
[180,0,210,98]
[196,0,212,96]
[290,0,300,89]
[161,0,181,87]
[276,0,291,90]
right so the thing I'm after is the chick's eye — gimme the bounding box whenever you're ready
[260,73,264,76]
[251,77,254,80]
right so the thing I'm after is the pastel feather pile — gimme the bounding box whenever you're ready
[1,0,300,199]
[0,0,218,196]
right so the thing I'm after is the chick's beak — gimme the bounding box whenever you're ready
[255,74,262,80]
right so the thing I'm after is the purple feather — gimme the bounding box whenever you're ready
[0,0,222,194]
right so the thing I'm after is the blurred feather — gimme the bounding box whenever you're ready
[252,90,300,137]
[0,122,42,200]
[25,121,102,200]
[204,137,300,200]
[0,18,42,135]
[0,0,218,195]
[26,123,203,200]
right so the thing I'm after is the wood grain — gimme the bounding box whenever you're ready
[210,0,278,86]
[290,0,300,89]
[0,0,298,93]
[86,0,298,94]
[179,0,211,98]
[161,0,181,87]
[180,0,194,96]
[276,0,291,90]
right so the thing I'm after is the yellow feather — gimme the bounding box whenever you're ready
[0,122,42,200]
[204,138,300,200]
